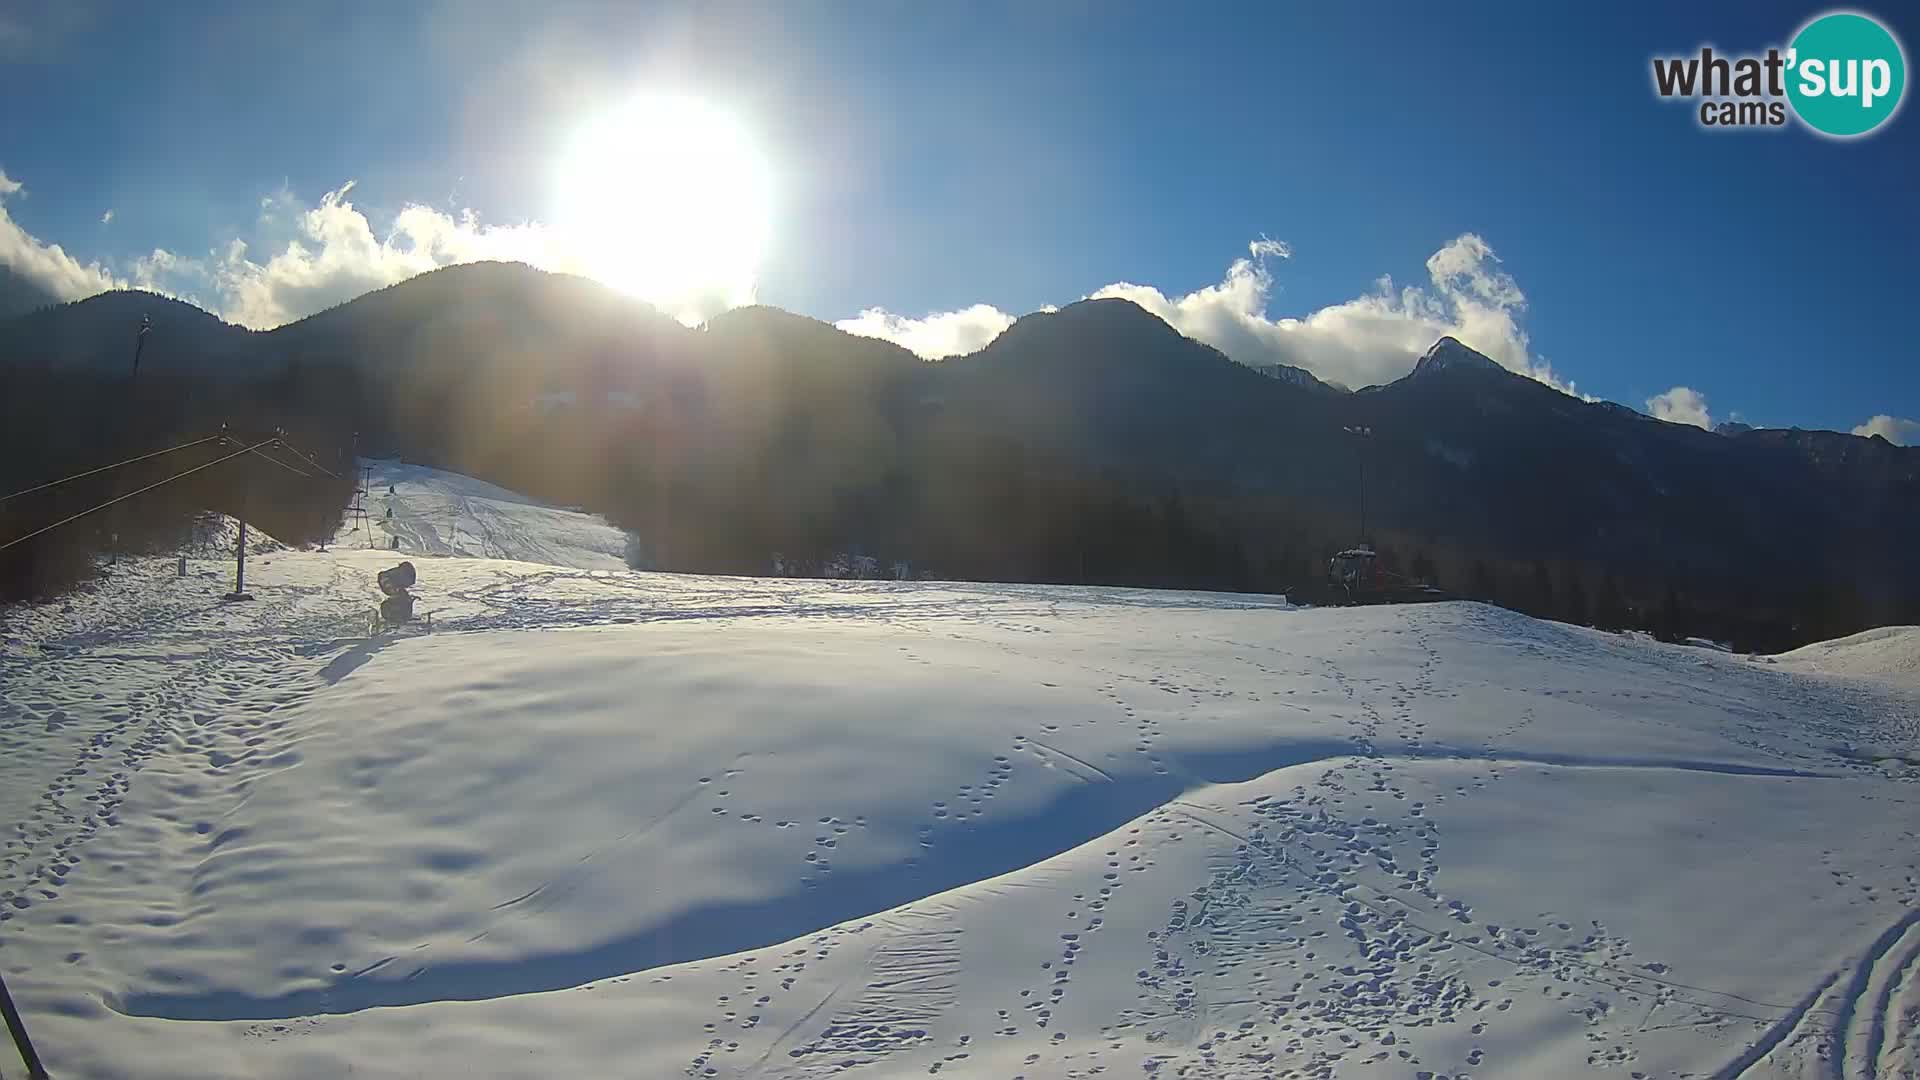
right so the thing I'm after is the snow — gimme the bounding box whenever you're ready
[1683,635,1733,653]
[1252,363,1342,396]
[341,458,632,570]
[2,467,1919,1079]
[1410,336,1506,378]
[1776,625,1920,689]
[185,512,288,557]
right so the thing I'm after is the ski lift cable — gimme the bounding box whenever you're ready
[240,441,311,478]
[0,439,276,553]
[0,433,225,505]
[272,440,340,479]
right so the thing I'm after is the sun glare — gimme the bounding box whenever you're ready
[554,94,772,318]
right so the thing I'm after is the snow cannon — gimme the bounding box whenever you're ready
[379,591,416,627]
[377,561,416,597]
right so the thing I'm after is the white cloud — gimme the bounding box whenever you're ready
[836,303,1016,359]
[100,209,113,225]
[0,168,124,301]
[124,248,210,307]
[1852,414,1918,446]
[838,234,1585,396]
[1646,386,1713,429]
[239,179,757,328]
[13,177,753,330]
[1,174,1582,398]
[0,3,92,62]
[193,181,600,329]
[0,176,1838,446]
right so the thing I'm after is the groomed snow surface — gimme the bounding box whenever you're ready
[2,463,1919,1079]
[340,458,633,571]
[1778,626,1920,689]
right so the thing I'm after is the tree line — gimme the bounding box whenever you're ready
[0,368,355,603]
[4,344,1905,654]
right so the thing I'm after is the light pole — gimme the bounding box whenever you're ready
[1342,425,1373,544]
[132,314,150,377]
[107,315,152,567]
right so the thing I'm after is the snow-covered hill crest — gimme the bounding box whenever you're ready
[342,458,633,570]
[1777,624,1920,688]
[1,466,1917,1080]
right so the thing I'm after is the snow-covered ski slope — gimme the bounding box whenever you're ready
[344,458,632,570]
[2,474,1919,1079]
[1778,625,1920,689]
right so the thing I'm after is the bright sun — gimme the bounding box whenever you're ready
[554,94,771,318]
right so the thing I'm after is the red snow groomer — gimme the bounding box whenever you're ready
[1312,544,1450,607]
[1329,545,1385,602]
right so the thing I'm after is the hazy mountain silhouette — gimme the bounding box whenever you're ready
[1251,361,1344,396]
[1351,340,1915,621]
[3,261,1914,645]
[0,289,256,373]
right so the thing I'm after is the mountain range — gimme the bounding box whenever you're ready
[2,261,1914,646]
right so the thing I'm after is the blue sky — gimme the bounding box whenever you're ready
[1,0,1914,439]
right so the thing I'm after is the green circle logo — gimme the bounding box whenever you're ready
[1787,11,1906,137]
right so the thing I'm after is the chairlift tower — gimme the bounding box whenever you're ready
[348,463,374,548]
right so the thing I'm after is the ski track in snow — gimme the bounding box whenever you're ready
[1,462,1919,1079]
